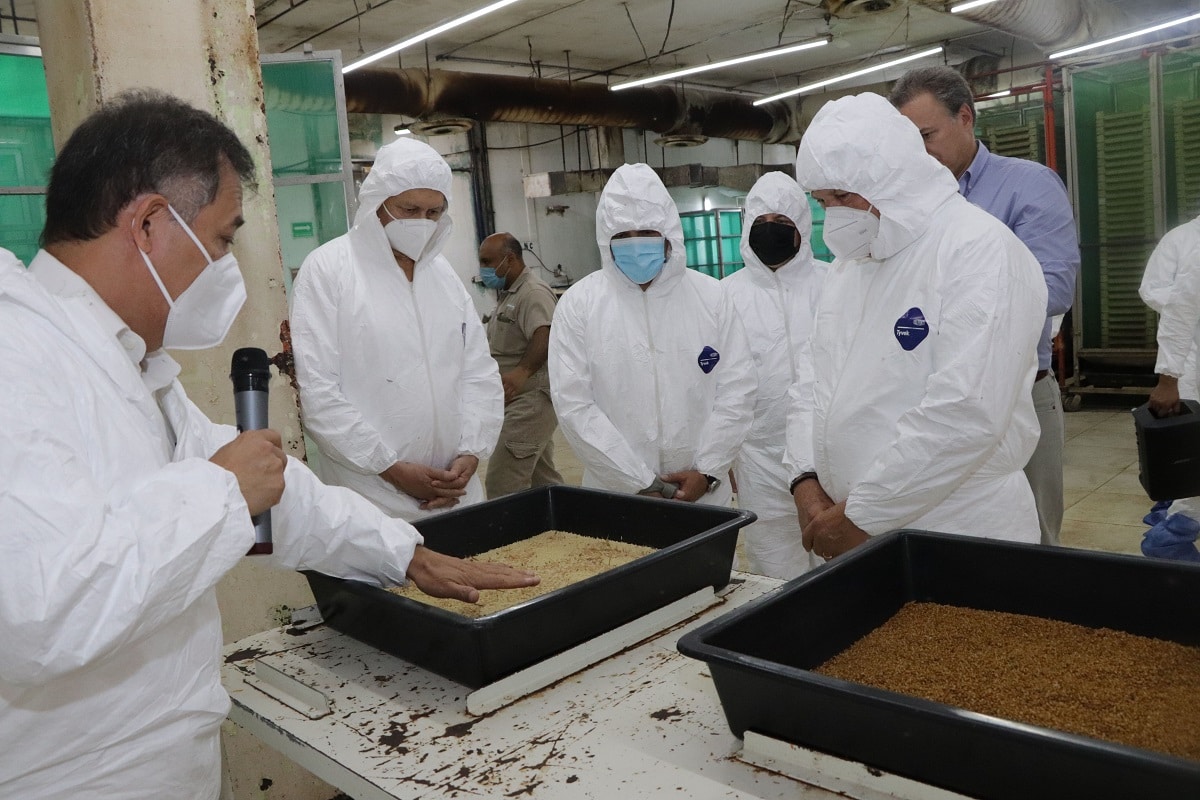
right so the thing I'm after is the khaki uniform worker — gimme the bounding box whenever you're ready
[479,233,563,496]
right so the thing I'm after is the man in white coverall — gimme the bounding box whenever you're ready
[1138,214,1200,560]
[549,163,756,506]
[723,172,826,578]
[785,93,1047,561]
[0,92,536,799]
[291,137,503,521]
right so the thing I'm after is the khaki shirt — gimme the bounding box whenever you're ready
[485,269,557,392]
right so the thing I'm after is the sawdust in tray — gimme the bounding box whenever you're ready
[388,530,656,618]
[815,602,1200,762]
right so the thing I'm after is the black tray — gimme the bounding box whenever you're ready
[307,485,753,688]
[677,530,1200,800]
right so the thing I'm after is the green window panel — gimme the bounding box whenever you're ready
[262,60,346,178]
[718,209,743,276]
[0,50,53,266]
[261,53,355,297]
[0,194,46,266]
[681,208,743,279]
[807,194,833,263]
[275,181,349,291]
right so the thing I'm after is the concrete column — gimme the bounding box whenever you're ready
[33,1,332,798]
[587,126,626,170]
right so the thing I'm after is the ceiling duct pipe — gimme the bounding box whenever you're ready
[342,68,805,143]
[918,0,1131,53]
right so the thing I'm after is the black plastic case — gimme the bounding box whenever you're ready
[677,530,1200,800]
[306,485,753,688]
[1133,399,1200,501]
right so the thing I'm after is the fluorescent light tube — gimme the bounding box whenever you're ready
[951,0,1002,13]
[982,89,1011,99]
[1050,11,1200,59]
[344,0,523,73]
[753,46,943,106]
[610,37,830,91]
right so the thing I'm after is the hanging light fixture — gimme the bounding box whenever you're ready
[950,0,1003,14]
[344,0,524,73]
[610,37,831,92]
[1049,11,1200,60]
[753,46,943,105]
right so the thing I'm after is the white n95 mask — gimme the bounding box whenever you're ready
[382,206,437,261]
[138,204,247,351]
[822,205,879,261]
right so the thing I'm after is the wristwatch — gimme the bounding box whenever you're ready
[789,471,819,494]
[704,474,722,494]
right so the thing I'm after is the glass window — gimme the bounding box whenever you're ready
[263,60,347,177]
[0,50,53,265]
[275,181,348,292]
[681,208,743,278]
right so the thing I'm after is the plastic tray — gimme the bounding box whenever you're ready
[306,485,753,688]
[677,530,1200,800]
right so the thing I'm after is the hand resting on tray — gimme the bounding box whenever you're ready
[406,545,540,603]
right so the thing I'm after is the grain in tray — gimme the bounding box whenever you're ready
[389,530,656,618]
[816,602,1200,762]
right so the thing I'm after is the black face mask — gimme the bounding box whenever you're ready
[748,221,801,267]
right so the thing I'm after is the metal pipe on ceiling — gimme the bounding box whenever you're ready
[342,67,803,143]
[917,0,1131,53]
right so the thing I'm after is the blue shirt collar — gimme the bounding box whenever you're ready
[958,140,990,197]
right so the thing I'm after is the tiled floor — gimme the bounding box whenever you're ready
[1061,406,1151,557]
[532,404,1154,561]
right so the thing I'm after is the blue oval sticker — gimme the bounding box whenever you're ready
[894,307,928,351]
[698,345,720,374]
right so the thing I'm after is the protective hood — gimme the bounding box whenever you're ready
[352,137,454,266]
[1141,215,1200,312]
[795,92,958,260]
[595,163,686,293]
[0,247,21,271]
[739,171,815,275]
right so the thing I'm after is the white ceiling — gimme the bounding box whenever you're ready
[248,0,1193,95]
[2,0,1194,98]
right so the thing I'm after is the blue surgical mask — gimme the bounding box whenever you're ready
[479,254,510,289]
[610,236,666,284]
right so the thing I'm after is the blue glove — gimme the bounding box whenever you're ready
[1141,512,1200,563]
[1142,499,1174,526]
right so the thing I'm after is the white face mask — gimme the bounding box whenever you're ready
[382,206,437,262]
[138,205,247,351]
[822,205,880,261]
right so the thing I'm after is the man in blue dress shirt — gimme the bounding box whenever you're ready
[891,66,1081,546]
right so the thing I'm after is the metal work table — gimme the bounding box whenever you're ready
[220,573,858,799]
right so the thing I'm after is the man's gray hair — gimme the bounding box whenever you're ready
[888,65,976,123]
[42,89,255,245]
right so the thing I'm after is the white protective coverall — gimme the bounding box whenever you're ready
[0,249,423,799]
[723,172,827,578]
[1140,214,1200,519]
[786,93,1046,542]
[548,164,757,507]
[291,138,502,520]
